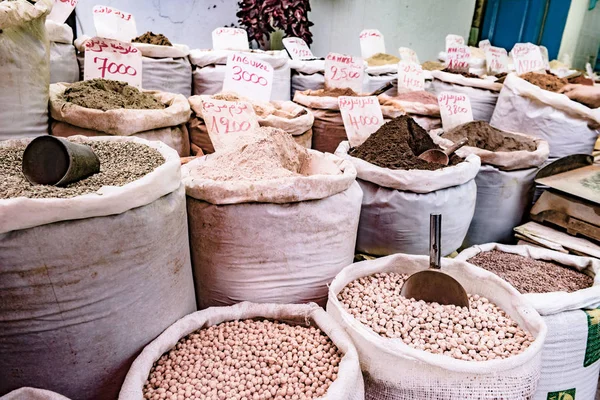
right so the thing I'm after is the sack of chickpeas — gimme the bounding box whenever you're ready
[119,302,365,400]
[0,388,70,400]
[46,20,78,84]
[49,80,192,156]
[457,243,600,400]
[187,93,314,155]
[327,252,547,400]
[0,0,52,140]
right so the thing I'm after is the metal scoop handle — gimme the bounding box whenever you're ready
[430,214,441,270]
[369,80,395,96]
[444,137,469,157]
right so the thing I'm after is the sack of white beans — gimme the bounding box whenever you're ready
[327,253,547,400]
[457,243,600,400]
[0,388,70,400]
[46,20,78,84]
[119,302,365,400]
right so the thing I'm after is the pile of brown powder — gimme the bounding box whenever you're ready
[349,115,461,171]
[444,121,536,152]
[311,87,361,97]
[568,75,594,86]
[63,79,165,111]
[421,61,445,71]
[520,72,567,92]
[366,53,400,66]
[193,127,309,181]
[132,31,173,46]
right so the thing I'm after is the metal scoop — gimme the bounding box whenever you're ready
[369,80,395,96]
[400,214,470,308]
[418,137,469,165]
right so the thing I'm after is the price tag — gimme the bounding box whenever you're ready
[478,39,491,51]
[212,27,249,51]
[93,6,137,43]
[222,52,274,102]
[398,47,419,64]
[446,34,465,51]
[282,37,314,60]
[485,46,508,74]
[83,37,142,88]
[397,61,425,92]
[437,92,473,131]
[324,52,364,93]
[359,29,385,59]
[446,44,471,73]
[200,99,259,151]
[47,0,78,24]
[512,43,545,74]
[338,96,384,148]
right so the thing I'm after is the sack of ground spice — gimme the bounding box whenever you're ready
[46,20,78,84]
[49,79,192,156]
[431,70,503,122]
[458,244,600,400]
[0,136,196,399]
[335,116,480,256]
[378,91,442,131]
[0,0,52,140]
[431,122,549,245]
[119,302,364,400]
[188,92,314,154]
[1,388,71,400]
[189,49,291,100]
[182,127,362,308]
[491,73,600,159]
[75,35,193,97]
[327,253,547,400]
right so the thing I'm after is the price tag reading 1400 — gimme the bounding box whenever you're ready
[325,53,364,93]
[437,92,473,131]
[338,96,384,148]
[200,99,259,151]
[83,37,142,88]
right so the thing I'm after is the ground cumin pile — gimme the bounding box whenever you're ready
[444,121,536,152]
[63,79,165,111]
[520,72,567,92]
[132,31,173,46]
[349,115,461,171]
[366,53,400,66]
[312,87,361,97]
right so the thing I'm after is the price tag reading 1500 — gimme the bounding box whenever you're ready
[325,52,364,93]
[338,96,384,148]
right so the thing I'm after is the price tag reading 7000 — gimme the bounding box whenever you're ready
[83,37,142,88]
[338,96,384,148]
[201,99,259,151]
[325,53,364,93]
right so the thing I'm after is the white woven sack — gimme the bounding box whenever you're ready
[456,244,600,399]
[327,253,547,400]
[182,152,362,308]
[0,0,52,140]
[1,388,70,400]
[290,59,324,99]
[0,136,197,399]
[46,20,78,84]
[189,49,291,100]
[490,73,600,159]
[119,302,364,400]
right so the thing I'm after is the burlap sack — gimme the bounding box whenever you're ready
[46,20,78,84]
[49,83,192,156]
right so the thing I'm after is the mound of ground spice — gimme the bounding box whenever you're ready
[349,115,462,170]
[421,61,444,71]
[444,121,536,152]
[520,72,567,92]
[441,68,481,79]
[568,75,594,86]
[63,79,165,111]
[467,250,594,294]
[132,31,173,46]
[366,53,400,66]
[312,87,361,97]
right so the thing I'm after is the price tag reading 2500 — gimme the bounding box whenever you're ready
[223,53,274,102]
[338,96,384,148]
[83,37,142,88]
[325,53,364,93]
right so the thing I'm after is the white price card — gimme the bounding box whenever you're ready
[485,46,509,74]
[338,96,384,148]
[478,39,491,51]
[324,52,364,93]
[84,37,142,88]
[212,27,249,51]
[397,61,425,92]
[359,29,385,59]
[200,99,260,151]
[446,34,465,51]
[93,6,137,43]
[446,44,471,73]
[282,37,314,60]
[438,92,473,131]
[47,0,78,24]
[512,43,545,74]
[222,52,274,102]
[398,47,419,64]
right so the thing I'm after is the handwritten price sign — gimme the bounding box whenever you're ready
[512,43,545,75]
[84,37,142,88]
[438,92,473,131]
[212,27,249,51]
[485,46,508,75]
[478,39,491,51]
[338,96,384,147]
[446,34,465,51]
[47,0,78,24]
[446,45,470,73]
[398,47,419,64]
[223,53,274,102]
[282,37,314,60]
[200,99,259,151]
[93,5,137,43]
[360,29,385,59]
[324,52,364,93]
[397,61,425,92]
